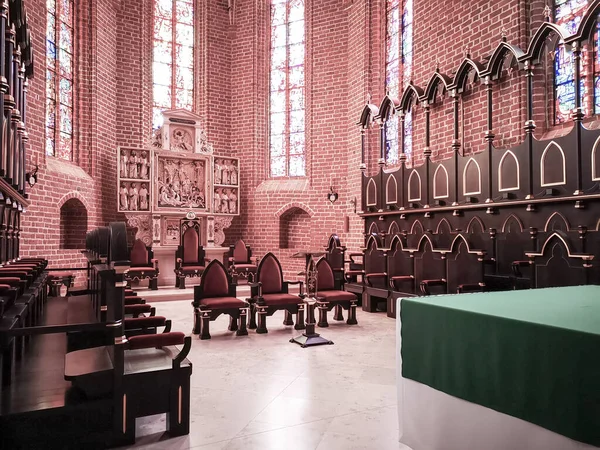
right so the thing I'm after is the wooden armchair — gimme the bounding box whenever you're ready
[126,239,159,290]
[193,259,248,340]
[324,234,346,287]
[227,239,258,283]
[315,258,357,327]
[414,235,447,296]
[250,252,305,334]
[363,235,389,312]
[174,220,209,289]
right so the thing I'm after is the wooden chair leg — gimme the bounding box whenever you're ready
[295,304,305,330]
[248,303,257,329]
[333,304,344,321]
[347,302,358,325]
[236,308,248,336]
[228,315,239,332]
[192,306,202,334]
[317,304,329,327]
[200,311,211,340]
[175,276,180,288]
[256,306,268,334]
[149,277,158,290]
[168,379,191,436]
[179,276,186,290]
[283,310,294,326]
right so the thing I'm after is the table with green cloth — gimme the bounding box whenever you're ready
[397,285,600,450]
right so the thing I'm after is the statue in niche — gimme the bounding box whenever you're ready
[120,150,128,178]
[139,151,149,179]
[139,183,149,210]
[129,183,139,211]
[230,160,238,185]
[172,128,193,152]
[226,188,237,214]
[120,182,129,210]
[222,160,231,185]
[129,150,139,179]
[214,159,222,184]
[220,188,230,214]
[214,188,222,213]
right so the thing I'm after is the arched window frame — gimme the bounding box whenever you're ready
[152,0,195,129]
[46,0,74,161]
[269,0,306,178]
[385,0,413,164]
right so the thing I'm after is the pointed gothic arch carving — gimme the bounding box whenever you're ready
[386,175,398,204]
[433,164,449,199]
[498,150,520,191]
[436,218,452,235]
[541,141,566,187]
[592,135,600,181]
[501,214,524,233]
[408,170,422,202]
[410,219,424,235]
[366,178,377,206]
[368,222,380,236]
[544,212,570,232]
[467,216,485,234]
[463,158,482,195]
[388,221,400,236]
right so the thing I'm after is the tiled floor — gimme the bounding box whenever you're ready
[123,296,408,450]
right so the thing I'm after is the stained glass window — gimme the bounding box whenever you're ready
[594,22,600,113]
[153,0,194,129]
[46,0,74,160]
[385,0,413,163]
[554,0,589,123]
[270,0,305,177]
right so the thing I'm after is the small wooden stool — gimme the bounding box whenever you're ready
[47,273,75,297]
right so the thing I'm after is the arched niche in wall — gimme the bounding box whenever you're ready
[279,206,311,249]
[467,216,485,234]
[433,165,449,199]
[407,170,421,202]
[463,158,481,196]
[60,198,88,249]
[498,150,520,191]
[501,214,524,233]
[592,136,600,181]
[544,212,570,232]
[368,222,380,236]
[540,141,566,187]
[388,221,400,237]
[386,174,398,204]
[366,178,377,206]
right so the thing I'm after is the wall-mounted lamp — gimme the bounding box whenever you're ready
[349,197,357,213]
[26,165,38,187]
[327,186,338,204]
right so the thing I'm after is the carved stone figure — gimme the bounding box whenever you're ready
[120,150,128,178]
[222,160,231,185]
[120,183,129,210]
[129,183,139,211]
[172,128,193,151]
[227,188,237,214]
[214,159,222,184]
[129,150,139,179]
[156,155,206,210]
[139,183,149,210]
[214,188,222,213]
[140,151,149,179]
[230,160,238,185]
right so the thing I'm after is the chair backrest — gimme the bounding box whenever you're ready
[233,240,249,263]
[182,227,199,263]
[316,258,335,291]
[257,252,283,294]
[130,239,148,267]
[200,260,229,297]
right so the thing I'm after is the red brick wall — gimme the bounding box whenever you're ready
[18,0,564,282]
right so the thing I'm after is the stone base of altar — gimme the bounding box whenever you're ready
[130,245,229,288]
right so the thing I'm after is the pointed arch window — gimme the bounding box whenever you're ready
[385,0,413,163]
[269,0,306,178]
[152,0,195,129]
[553,0,589,123]
[46,0,74,160]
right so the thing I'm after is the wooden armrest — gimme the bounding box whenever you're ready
[176,258,183,263]
[124,316,167,330]
[365,272,387,279]
[457,283,485,294]
[511,260,532,277]
[512,260,532,267]
[228,257,234,262]
[390,275,414,290]
[419,279,447,296]
[332,268,344,272]
[348,253,363,258]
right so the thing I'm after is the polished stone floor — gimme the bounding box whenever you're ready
[122,297,407,450]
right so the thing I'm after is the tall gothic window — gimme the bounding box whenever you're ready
[153,0,194,129]
[46,0,74,160]
[554,0,589,123]
[269,0,306,178]
[385,0,413,164]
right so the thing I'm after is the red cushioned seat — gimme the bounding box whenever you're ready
[129,266,157,273]
[127,331,185,349]
[125,304,152,314]
[316,290,357,302]
[124,296,145,305]
[199,296,246,309]
[124,316,167,329]
[261,293,302,306]
[181,266,205,273]
[0,284,12,289]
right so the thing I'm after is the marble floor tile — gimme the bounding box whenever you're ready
[121,299,401,450]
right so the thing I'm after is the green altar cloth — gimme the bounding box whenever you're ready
[401,285,600,446]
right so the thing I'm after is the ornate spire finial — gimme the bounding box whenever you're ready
[366,92,372,104]
[543,3,552,21]
[435,58,440,71]
[465,45,471,58]
[501,27,508,41]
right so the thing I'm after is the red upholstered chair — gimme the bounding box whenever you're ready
[315,258,358,327]
[227,240,258,283]
[251,252,305,334]
[193,259,248,340]
[126,239,159,290]
[175,220,209,289]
